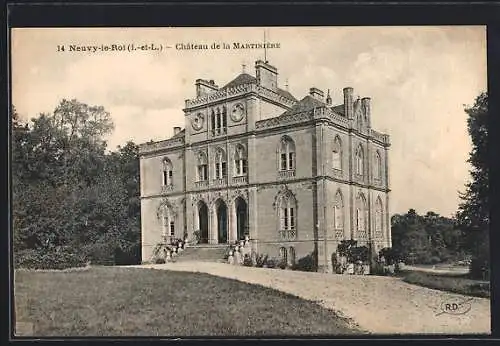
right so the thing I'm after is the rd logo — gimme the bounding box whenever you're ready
[437,297,473,316]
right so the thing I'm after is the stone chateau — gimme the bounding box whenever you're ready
[139,60,391,270]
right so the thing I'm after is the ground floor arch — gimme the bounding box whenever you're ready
[197,201,209,244]
[215,199,228,244]
[235,196,248,240]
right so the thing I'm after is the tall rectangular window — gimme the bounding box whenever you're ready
[288,153,294,169]
[283,207,288,229]
[215,164,220,179]
[170,221,175,236]
[242,159,247,174]
[281,153,287,170]
[290,208,295,229]
[222,162,227,178]
[163,171,168,186]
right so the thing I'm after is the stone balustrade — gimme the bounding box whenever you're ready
[232,175,248,185]
[139,136,185,154]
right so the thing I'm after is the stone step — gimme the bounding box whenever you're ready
[175,246,227,263]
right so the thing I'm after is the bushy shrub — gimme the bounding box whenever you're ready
[155,258,166,264]
[378,247,400,265]
[292,252,317,272]
[264,257,279,269]
[370,261,386,276]
[15,247,87,270]
[83,242,115,265]
[470,256,489,280]
[193,230,201,244]
[255,254,268,268]
[243,254,253,267]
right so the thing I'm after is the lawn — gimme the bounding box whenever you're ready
[14,266,361,337]
[398,270,490,298]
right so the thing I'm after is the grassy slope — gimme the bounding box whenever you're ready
[14,267,361,336]
[398,271,490,298]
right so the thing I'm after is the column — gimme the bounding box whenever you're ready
[209,207,215,244]
[249,187,258,251]
[230,201,237,242]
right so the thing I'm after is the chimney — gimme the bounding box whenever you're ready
[173,126,181,135]
[343,87,354,119]
[195,79,219,98]
[361,97,371,126]
[309,87,324,101]
[255,60,278,91]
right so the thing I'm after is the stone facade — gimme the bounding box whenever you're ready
[139,60,391,270]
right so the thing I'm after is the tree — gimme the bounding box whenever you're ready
[456,92,489,279]
[391,209,463,265]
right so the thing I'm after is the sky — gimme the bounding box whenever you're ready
[11,26,487,217]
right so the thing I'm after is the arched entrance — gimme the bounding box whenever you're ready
[198,201,209,244]
[216,200,228,244]
[235,197,248,240]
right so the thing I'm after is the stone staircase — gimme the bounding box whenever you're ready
[174,245,227,263]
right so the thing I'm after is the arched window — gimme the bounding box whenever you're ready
[333,190,344,239]
[288,247,296,266]
[356,193,368,240]
[277,191,297,240]
[374,151,382,180]
[222,106,227,130]
[375,197,383,239]
[280,247,288,264]
[197,151,208,181]
[356,145,364,176]
[212,107,227,136]
[234,144,247,176]
[211,110,216,132]
[162,158,173,186]
[162,209,175,240]
[332,136,342,171]
[214,148,227,180]
[279,136,296,171]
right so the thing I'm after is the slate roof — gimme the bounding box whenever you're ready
[279,95,326,117]
[331,104,345,116]
[220,73,297,102]
[220,73,257,90]
[276,88,298,102]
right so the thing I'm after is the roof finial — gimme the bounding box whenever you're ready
[285,78,289,91]
[242,63,246,73]
[326,89,332,106]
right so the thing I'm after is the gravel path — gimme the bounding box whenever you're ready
[129,262,490,335]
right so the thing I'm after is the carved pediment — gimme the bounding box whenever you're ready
[156,197,178,220]
[272,184,296,209]
[230,188,248,202]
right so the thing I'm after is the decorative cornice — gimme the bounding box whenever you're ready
[141,175,390,200]
[138,111,389,158]
[139,136,185,156]
[183,83,296,111]
[156,197,178,220]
